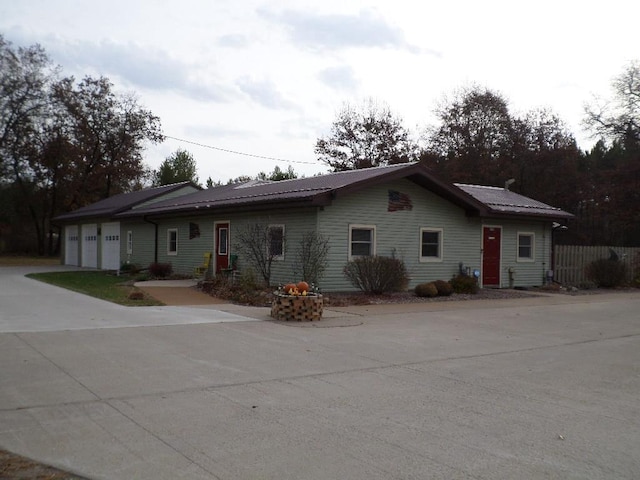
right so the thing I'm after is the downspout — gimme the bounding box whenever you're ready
[143,216,159,264]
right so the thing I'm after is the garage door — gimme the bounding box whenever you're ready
[101,222,121,270]
[81,224,98,268]
[65,225,79,266]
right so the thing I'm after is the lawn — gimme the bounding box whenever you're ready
[26,271,164,306]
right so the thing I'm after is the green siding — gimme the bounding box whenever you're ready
[155,217,215,275]
[496,220,551,288]
[120,221,157,268]
[318,179,483,291]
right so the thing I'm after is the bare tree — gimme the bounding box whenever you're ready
[291,231,330,286]
[584,60,640,146]
[315,98,419,171]
[235,223,283,285]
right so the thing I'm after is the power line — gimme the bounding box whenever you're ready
[164,135,319,165]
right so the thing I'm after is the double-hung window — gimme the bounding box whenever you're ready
[420,228,443,261]
[268,225,285,260]
[167,228,178,255]
[517,232,534,261]
[349,225,375,258]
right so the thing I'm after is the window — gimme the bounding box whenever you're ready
[517,232,534,261]
[167,228,178,255]
[349,225,375,258]
[268,225,284,260]
[127,231,133,254]
[218,227,228,255]
[420,228,443,261]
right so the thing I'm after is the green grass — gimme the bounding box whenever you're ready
[27,271,164,306]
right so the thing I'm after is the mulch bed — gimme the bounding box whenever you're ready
[0,449,88,480]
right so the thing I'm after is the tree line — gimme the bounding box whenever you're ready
[316,66,640,247]
[1,34,638,255]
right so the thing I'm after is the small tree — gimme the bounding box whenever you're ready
[235,223,283,286]
[292,231,330,285]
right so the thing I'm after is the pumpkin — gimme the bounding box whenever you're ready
[283,283,297,295]
[296,281,309,293]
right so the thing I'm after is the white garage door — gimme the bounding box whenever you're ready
[101,222,121,270]
[64,225,79,266]
[81,224,98,268]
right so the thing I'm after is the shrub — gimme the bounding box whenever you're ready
[148,262,173,278]
[586,258,627,288]
[433,279,453,296]
[128,290,144,300]
[415,282,438,297]
[450,274,478,294]
[343,256,409,294]
[120,262,140,274]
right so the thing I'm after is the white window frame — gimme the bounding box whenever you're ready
[167,228,178,256]
[419,228,443,262]
[267,224,285,261]
[349,224,376,259]
[517,232,535,262]
[126,231,133,255]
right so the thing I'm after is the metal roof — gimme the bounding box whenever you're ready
[54,182,200,222]
[116,163,432,217]
[58,163,573,222]
[455,184,573,219]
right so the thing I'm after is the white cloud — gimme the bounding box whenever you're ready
[317,65,359,92]
[258,7,426,54]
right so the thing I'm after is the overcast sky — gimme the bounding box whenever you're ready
[1,0,638,184]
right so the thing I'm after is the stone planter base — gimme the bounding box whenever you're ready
[271,294,323,321]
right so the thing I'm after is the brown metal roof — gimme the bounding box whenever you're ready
[65,162,572,222]
[117,163,442,217]
[54,182,200,223]
[455,184,573,219]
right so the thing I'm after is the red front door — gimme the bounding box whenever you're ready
[215,222,229,272]
[482,226,501,286]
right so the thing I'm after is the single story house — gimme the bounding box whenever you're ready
[55,162,573,290]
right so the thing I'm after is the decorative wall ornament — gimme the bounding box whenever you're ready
[388,190,413,212]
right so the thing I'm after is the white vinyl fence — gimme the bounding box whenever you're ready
[554,245,640,286]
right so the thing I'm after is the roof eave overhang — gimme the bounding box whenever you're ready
[116,195,328,220]
[480,210,575,222]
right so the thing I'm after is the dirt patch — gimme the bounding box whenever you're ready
[137,286,229,306]
[0,449,88,480]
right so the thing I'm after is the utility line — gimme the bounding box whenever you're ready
[164,135,319,165]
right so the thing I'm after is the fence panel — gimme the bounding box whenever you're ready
[554,245,640,285]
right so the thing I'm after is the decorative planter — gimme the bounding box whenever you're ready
[271,293,323,321]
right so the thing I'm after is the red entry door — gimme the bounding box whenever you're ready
[215,223,229,272]
[482,227,501,286]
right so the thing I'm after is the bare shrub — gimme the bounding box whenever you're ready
[343,256,409,294]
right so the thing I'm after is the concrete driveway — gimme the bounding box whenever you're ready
[1,266,639,479]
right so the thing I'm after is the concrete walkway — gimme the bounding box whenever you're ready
[1,266,640,479]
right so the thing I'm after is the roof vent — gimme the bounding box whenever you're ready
[504,178,515,190]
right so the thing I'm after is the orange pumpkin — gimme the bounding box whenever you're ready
[283,283,297,294]
[296,281,309,293]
